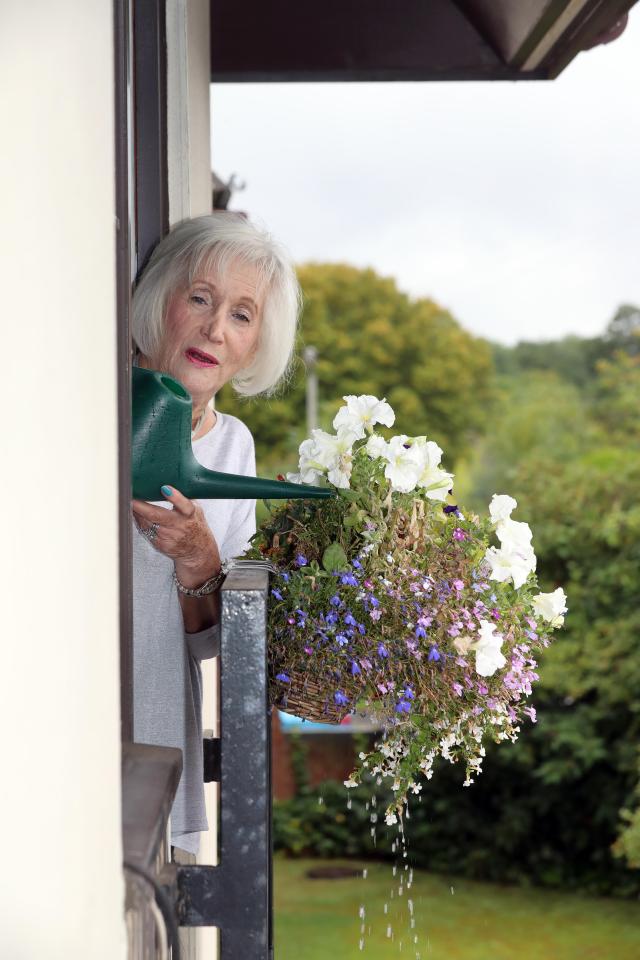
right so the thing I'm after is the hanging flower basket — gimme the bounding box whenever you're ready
[249,395,567,820]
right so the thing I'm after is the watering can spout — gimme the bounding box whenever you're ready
[131,366,333,501]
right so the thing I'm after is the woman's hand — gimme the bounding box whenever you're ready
[132,485,221,588]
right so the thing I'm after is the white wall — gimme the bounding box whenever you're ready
[0,2,125,957]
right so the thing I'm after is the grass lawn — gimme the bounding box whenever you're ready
[274,856,640,960]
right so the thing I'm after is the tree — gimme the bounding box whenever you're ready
[219,263,494,474]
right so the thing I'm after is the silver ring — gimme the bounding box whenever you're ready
[144,522,160,544]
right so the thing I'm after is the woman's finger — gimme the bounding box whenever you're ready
[132,499,173,523]
[160,485,196,518]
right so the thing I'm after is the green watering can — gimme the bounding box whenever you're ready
[132,366,332,502]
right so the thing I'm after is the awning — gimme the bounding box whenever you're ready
[210,0,635,83]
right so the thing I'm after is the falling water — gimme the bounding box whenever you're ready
[344,788,425,959]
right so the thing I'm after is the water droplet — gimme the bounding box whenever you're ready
[398,885,403,896]
[318,796,324,805]
[362,868,368,879]
[347,797,352,810]
[359,906,365,919]
[410,918,416,929]
[392,865,397,876]
[383,903,388,914]
[386,925,392,939]
[359,939,364,951]
[408,899,414,915]
[450,886,455,895]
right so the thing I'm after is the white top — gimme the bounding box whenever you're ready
[133,412,256,853]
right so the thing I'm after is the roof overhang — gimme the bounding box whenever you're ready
[210,0,635,83]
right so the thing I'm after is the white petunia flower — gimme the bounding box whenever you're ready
[412,438,453,501]
[532,587,568,627]
[365,433,389,460]
[383,435,424,493]
[473,620,507,677]
[489,494,518,524]
[333,394,395,439]
[484,543,536,590]
[496,518,533,550]
[297,435,326,484]
[297,427,359,489]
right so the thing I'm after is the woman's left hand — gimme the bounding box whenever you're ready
[132,485,221,588]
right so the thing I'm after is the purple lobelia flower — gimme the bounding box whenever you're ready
[334,690,349,706]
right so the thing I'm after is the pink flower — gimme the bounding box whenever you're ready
[452,682,464,697]
[453,579,465,592]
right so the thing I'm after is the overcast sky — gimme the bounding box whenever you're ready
[211,17,640,346]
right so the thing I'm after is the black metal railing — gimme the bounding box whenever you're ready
[177,566,273,959]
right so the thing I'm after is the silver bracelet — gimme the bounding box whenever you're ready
[172,568,225,598]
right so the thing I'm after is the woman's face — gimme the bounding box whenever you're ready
[149,259,263,409]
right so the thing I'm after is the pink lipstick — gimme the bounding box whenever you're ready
[185,347,219,367]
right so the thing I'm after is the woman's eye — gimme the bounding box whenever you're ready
[233,311,251,323]
[190,293,209,306]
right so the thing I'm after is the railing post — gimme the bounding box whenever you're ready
[178,567,273,959]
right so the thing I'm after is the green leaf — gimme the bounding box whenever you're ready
[337,488,360,502]
[322,542,349,572]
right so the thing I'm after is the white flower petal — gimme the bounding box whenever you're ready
[496,518,533,549]
[489,494,518,524]
[532,587,568,623]
[333,394,395,437]
[365,434,389,460]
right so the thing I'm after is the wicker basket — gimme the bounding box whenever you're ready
[275,675,349,725]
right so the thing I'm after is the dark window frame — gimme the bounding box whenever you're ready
[115,0,169,741]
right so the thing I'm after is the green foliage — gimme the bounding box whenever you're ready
[446,350,640,894]
[614,759,640,869]
[218,263,494,474]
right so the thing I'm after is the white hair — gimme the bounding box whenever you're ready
[132,213,300,396]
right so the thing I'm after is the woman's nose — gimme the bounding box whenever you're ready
[202,305,225,341]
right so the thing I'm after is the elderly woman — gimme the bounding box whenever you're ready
[131,213,299,855]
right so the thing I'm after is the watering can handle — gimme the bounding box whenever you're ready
[131,367,333,501]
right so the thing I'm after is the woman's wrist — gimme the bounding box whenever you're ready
[174,554,221,590]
